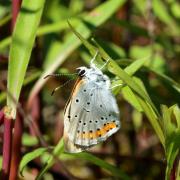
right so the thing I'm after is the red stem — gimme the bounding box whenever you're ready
[0,110,4,126]
[170,156,179,180]
[1,117,13,180]
[12,0,21,30]
[9,113,23,180]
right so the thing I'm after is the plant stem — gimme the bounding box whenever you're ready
[28,95,40,136]
[1,117,13,180]
[0,110,4,126]
[9,113,23,180]
[12,0,21,30]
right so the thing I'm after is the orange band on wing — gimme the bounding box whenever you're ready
[78,122,117,139]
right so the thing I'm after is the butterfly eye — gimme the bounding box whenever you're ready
[78,69,86,77]
[77,69,86,77]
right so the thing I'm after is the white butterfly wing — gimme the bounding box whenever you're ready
[64,78,120,152]
[63,79,87,152]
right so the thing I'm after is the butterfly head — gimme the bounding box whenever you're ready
[76,66,110,87]
[76,66,89,77]
[77,65,102,76]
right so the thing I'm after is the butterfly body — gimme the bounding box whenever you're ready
[64,64,120,153]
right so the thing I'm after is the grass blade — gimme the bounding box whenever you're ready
[7,0,45,118]
[63,152,130,179]
[20,147,47,176]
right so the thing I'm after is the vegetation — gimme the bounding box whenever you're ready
[0,0,179,179]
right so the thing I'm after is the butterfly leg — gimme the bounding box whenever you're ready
[110,83,125,89]
[90,51,99,65]
[99,58,110,70]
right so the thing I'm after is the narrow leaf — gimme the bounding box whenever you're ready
[36,139,64,179]
[7,0,45,118]
[63,152,130,179]
[20,148,47,176]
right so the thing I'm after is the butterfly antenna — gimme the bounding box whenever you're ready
[51,78,75,96]
[44,73,77,79]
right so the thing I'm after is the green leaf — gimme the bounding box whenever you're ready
[149,68,180,94]
[20,147,48,176]
[124,56,150,76]
[0,156,2,170]
[132,77,165,146]
[152,0,179,35]
[153,0,173,25]
[112,56,149,99]
[0,70,41,104]
[161,105,175,137]
[7,0,45,118]
[0,36,11,50]
[43,40,62,70]
[171,2,180,18]
[37,139,129,179]
[176,161,180,180]
[62,152,130,179]
[0,4,11,19]
[22,133,39,146]
[69,0,84,15]
[129,45,167,73]
[37,18,79,36]
[161,105,180,179]
[67,20,97,56]
[132,109,143,130]
[166,142,179,180]
[0,14,11,27]
[0,18,79,51]
[94,39,126,59]
[120,57,151,112]
[36,139,64,180]
[173,105,180,129]
[133,0,146,15]
[122,86,143,112]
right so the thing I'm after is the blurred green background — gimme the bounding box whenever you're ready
[0,0,180,179]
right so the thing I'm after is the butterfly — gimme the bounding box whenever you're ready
[63,53,120,153]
